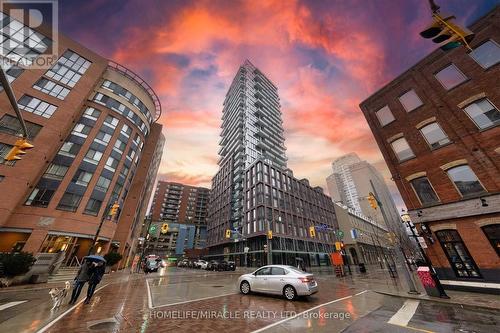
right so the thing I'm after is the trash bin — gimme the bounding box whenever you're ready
[358,263,366,273]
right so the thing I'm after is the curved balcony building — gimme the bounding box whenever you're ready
[0,11,165,267]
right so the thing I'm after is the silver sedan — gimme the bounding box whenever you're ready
[237,265,318,300]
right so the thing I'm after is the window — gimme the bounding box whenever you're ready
[82,107,101,120]
[95,175,111,192]
[58,142,81,158]
[84,149,103,164]
[463,98,500,130]
[420,122,450,149]
[410,177,439,206]
[446,165,486,197]
[71,123,92,138]
[390,137,415,162]
[469,40,500,69]
[33,78,70,100]
[25,187,55,207]
[255,267,271,276]
[18,95,57,118]
[114,139,126,152]
[271,267,286,275]
[0,143,16,166]
[56,192,83,212]
[436,230,481,278]
[0,62,24,90]
[375,105,395,126]
[84,198,102,216]
[434,64,467,90]
[104,115,119,129]
[105,156,119,171]
[95,131,112,144]
[398,89,423,112]
[121,124,132,137]
[43,163,68,180]
[45,50,91,87]
[481,225,500,256]
[73,169,93,186]
[0,114,42,137]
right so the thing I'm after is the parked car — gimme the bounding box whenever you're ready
[177,259,189,268]
[194,260,208,269]
[144,259,160,273]
[226,261,236,271]
[207,260,221,271]
[237,265,318,300]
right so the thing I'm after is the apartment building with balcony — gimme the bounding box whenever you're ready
[0,10,165,268]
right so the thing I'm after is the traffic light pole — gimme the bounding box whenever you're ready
[369,180,420,295]
[0,66,29,139]
[88,203,113,256]
[266,220,272,265]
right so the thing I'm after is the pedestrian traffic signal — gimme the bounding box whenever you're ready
[5,138,34,161]
[225,229,231,239]
[368,192,378,209]
[109,202,119,216]
[419,13,474,51]
[267,230,273,240]
[309,226,316,238]
[161,223,169,234]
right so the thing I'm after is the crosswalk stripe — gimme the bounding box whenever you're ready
[0,300,28,311]
[388,299,420,326]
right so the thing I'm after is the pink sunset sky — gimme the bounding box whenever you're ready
[60,0,497,209]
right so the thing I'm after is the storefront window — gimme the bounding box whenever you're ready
[435,230,481,278]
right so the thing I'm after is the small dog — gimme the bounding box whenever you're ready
[49,281,71,309]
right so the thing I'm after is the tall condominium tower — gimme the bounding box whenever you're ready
[326,153,404,234]
[208,61,338,268]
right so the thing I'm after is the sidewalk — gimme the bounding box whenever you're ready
[339,263,500,311]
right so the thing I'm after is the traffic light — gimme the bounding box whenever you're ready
[109,202,119,216]
[335,242,342,251]
[161,223,169,234]
[225,229,231,239]
[309,226,316,238]
[5,138,34,161]
[267,230,273,240]
[368,192,378,210]
[419,13,474,51]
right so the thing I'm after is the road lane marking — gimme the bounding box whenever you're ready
[391,323,435,333]
[388,299,420,327]
[36,283,109,333]
[0,300,27,311]
[251,290,369,333]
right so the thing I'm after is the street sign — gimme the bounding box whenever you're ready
[350,229,358,239]
[417,236,428,249]
[337,230,344,239]
[149,224,158,235]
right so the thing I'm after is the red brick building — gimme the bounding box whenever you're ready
[0,10,164,268]
[360,7,500,292]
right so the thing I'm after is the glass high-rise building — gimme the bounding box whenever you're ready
[207,60,338,268]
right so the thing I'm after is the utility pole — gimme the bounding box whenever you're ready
[369,180,420,295]
[88,202,119,256]
[266,220,272,265]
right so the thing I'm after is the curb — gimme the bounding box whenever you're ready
[374,289,500,312]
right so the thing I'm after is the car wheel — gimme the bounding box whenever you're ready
[283,285,297,300]
[240,281,251,295]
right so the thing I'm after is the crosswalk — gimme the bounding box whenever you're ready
[0,300,27,311]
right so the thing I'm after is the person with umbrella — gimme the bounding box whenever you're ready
[69,258,91,305]
[84,255,106,304]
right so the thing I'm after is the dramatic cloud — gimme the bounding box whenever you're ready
[60,0,496,209]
